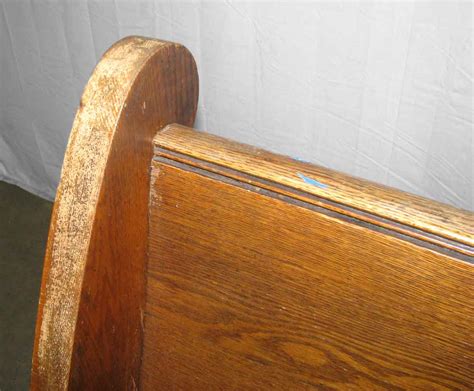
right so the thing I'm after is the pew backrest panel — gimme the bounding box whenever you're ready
[141,124,473,390]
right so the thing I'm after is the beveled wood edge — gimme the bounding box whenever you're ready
[153,125,474,253]
[31,36,198,390]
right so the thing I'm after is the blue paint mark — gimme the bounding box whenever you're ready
[294,157,307,163]
[297,172,328,189]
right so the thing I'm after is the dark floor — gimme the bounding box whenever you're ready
[0,181,52,390]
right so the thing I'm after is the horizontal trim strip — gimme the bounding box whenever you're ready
[153,148,473,261]
[154,125,473,248]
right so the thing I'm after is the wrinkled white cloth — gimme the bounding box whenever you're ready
[0,1,472,210]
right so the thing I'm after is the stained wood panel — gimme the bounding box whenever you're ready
[141,160,473,390]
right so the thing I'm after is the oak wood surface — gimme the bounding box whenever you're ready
[31,36,198,390]
[142,159,473,390]
[154,125,473,252]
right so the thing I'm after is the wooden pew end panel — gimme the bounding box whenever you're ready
[31,36,198,390]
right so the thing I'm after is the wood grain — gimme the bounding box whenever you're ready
[154,125,474,252]
[142,160,473,390]
[31,36,198,390]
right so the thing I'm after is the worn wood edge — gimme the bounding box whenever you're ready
[31,36,198,390]
[153,125,474,249]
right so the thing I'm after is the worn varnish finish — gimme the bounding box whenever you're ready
[154,125,474,252]
[31,37,198,389]
[142,160,473,390]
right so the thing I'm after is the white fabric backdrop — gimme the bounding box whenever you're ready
[0,1,472,210]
